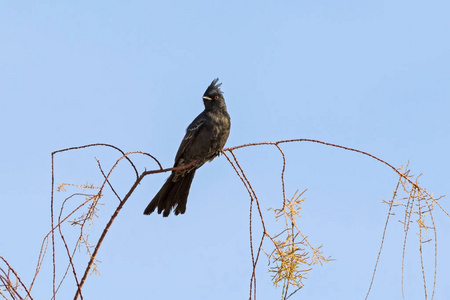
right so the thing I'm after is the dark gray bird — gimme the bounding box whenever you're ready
[144,78,231,217]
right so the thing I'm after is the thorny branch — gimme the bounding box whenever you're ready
[0,139,448,300]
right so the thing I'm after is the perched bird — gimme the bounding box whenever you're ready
[144,78,231,217]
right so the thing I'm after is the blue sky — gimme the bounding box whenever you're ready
[1,1,449,299]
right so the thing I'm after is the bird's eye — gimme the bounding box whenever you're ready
[214,95,219,100]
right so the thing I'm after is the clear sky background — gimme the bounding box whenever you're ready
[1,1,449,299]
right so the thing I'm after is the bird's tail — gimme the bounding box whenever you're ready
[143,170,196,217]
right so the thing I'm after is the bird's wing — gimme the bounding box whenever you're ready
[174,118,205,166]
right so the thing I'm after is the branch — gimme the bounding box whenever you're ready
[72,159,198,300]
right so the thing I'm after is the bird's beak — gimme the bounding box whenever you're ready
[202,96,212,101]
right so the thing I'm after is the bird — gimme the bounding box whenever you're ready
[144,78,231,217]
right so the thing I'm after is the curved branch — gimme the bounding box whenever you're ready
[224,139,412,187]
[73,160,198,300]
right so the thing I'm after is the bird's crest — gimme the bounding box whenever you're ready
[203,78,223,96]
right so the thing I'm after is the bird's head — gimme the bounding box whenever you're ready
[202,78,224,103]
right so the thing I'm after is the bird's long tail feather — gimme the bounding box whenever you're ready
[143,170,196,217]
